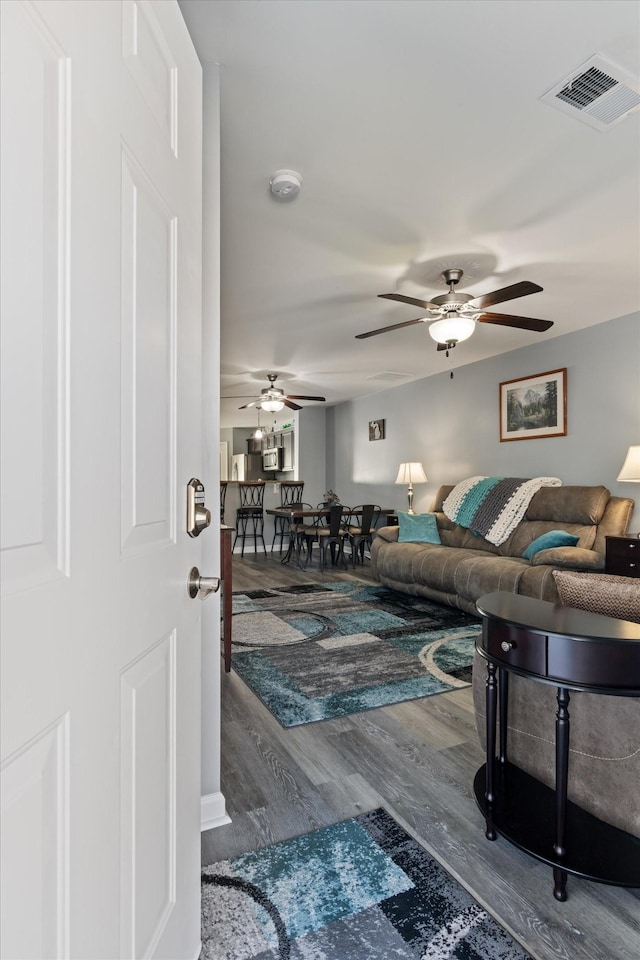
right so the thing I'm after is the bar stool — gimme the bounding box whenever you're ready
[271,480,305,553]
[233,481,267,557]
[220,481,228,524]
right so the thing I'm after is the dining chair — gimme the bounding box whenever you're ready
[302,503,348,570]
[286,502,315,566]
[346,504,381,566]
[233,481,267,557]
[271,480,305,553]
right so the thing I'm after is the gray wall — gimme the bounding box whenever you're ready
[297,406,328,507]
[324,313,640,529]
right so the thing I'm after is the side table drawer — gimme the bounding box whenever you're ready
[482,621,547,674]
[605,537,640,578]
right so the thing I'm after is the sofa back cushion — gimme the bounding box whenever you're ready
[524,485,610,524]
[431,485,499,553]
[505,519,597,557]
[431,483,633,560]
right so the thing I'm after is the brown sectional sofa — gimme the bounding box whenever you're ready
[371,483,639,837]
[370,484,634,615]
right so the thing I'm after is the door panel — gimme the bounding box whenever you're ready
[122,0,178,156]
[0,0,70,593]
[120,633,177,958]
[0,2,203,957]
[120,148,176,555]
[0,716,70,959]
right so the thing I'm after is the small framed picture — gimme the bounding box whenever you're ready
[369,419,385,441]
[499,368,567,442]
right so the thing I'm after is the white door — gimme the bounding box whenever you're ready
[0,2,204,958]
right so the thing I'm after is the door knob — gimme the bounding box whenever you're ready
[188,567,220,600]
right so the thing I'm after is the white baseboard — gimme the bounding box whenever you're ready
[201,791,231,831]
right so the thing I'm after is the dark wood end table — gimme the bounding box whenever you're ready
[605,534,640,577]
[474,591,640,901]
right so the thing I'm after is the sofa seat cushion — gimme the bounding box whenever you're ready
[376,542,496,594]
[454,555,528,602]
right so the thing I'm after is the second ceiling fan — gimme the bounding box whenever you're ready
[223,373,326,412]
[356,268,553,349]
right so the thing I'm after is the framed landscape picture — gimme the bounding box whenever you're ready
[499,368,567,442]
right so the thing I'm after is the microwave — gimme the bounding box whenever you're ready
[262,448,281,471]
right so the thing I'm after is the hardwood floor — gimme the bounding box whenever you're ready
[202,551,640,960]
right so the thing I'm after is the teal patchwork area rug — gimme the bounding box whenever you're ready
[201,807,532,959]
[229,581,481,726]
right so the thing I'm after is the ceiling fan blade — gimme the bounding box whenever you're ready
[355,317,427,339]
[466,281,543,310]
[378,292,437,310]
[477,312,553,332]
[436,342,449,351]
[238,399,259,409]
[284,399,302,411]
[286,394,326,402]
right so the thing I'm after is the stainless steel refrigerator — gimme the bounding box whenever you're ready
[230,453,262,481]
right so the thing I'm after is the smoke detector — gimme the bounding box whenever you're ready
[270,169,302,200]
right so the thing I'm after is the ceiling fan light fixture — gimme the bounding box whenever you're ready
[428,315,476,345]
[260,398,285,413]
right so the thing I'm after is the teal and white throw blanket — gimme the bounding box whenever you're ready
[443,476,562,546]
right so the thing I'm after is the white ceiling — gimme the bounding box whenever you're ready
[179,0,640,427]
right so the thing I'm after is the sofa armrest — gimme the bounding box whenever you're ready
[374,525,399,543]
[530,546,604,570]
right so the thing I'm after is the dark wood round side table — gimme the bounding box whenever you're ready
[474,591,640,901]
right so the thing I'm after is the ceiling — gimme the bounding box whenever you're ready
[179,0,640,427]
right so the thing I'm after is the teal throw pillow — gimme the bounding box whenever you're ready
[522,530,579,560]
[398,512,441,544]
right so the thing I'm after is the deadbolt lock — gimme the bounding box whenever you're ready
[187,478,211,537]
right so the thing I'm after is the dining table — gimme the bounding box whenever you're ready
[265,506,397,565]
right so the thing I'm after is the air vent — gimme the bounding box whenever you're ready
[366,371,411,383]
[541,55,640,131]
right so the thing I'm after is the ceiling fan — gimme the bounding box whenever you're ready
[222,373,326,412]
[356,268,553,350]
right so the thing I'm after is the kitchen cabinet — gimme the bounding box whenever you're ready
[280,430,294,471]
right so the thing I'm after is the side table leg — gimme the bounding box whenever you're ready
[485,661,498,840]
[498,667,508,765]
[553,686,570,901]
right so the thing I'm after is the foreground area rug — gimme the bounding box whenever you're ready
[201,808,531,959]
[229,581,480,726]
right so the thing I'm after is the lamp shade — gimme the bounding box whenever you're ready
[395,462,428,485]
[617,445,640,482]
